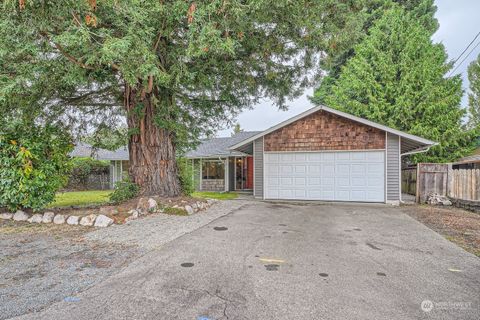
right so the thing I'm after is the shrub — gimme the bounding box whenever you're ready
[177,157,194,196]
[109,179,139,203]
[0,121,73,211]
[68,157,109,189]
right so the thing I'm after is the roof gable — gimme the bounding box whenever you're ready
[229,105,436,152]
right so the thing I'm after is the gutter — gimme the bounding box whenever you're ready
[400,143,437,157]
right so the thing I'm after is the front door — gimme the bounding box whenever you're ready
[235,156,253,190]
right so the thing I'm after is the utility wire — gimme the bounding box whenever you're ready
[451,31,480,67]
[448,39,480,77]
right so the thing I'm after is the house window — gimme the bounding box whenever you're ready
[202,160,224,180]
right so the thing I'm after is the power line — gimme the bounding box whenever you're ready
[450,31,480,68]
[448,39,480,77]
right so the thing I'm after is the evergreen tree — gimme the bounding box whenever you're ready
[231,123,243,136]
[0,1,357,196]
[312,0,438,104]
[467,53,480,130]
[323,7,477,162]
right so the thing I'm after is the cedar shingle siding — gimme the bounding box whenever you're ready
[264,110,385,152]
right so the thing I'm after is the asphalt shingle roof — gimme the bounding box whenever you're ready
[185,131,261,158]
[70,142,129,161]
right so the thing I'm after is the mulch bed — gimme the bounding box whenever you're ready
[402,205,480,257]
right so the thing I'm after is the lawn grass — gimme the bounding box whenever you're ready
[192,191,238,200]
[49,190,113,208]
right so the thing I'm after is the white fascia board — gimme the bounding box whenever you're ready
[229,105,436,150]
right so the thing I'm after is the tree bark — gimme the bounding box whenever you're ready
[124,84,181,197]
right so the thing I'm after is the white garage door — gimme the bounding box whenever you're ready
[264,151,385,202]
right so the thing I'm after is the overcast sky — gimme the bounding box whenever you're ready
[217,0,480,137]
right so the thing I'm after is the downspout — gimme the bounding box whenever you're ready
[400,143,436,203]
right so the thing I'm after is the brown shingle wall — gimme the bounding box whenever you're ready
[264,110,385,152]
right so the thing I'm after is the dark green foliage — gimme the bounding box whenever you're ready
[322,7,477,163]
[312,0,438,104]
[0,121,73,211]
[0,0,359,150]
[468,54,480,130]
[69,157,110,189]
[177,158,194,196]
[109,179,139,204]
[83,126,128,152]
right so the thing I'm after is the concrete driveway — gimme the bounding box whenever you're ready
[15,202,480,320]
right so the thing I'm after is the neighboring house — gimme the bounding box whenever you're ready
[452,147,480,170]
[70,143,129,189]
[186,105,435,204]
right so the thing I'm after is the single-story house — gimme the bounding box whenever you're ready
[186,105,435,204]
[452,147,480,170]
[70,142,129,189]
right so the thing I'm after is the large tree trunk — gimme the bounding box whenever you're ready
[124,84,181,197]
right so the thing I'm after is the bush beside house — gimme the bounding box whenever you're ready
[64,157,110,191]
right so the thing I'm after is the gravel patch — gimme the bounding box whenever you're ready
[0,222,140,320]
[86,199,249,250]
[0,199,247,320]
[402,205,480,257]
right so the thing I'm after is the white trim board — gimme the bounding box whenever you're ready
[229,105,436,150]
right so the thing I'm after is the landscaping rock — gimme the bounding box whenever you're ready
[42,212,55,223]
[206,199,216,205]
[27,214,43,224]
[147,198,158,212]
[53,214,66,225]
[125,210,140,223]
[66,216,80,225]
[184,205,194,215]
[0,213,13,220]
[137,197,157,212]
[94,215,113,227]
[79,214,97,226]
[13,210,29,222]
[427,193,452,206]
[99,207,119,216]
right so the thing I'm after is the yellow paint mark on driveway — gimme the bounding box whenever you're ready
[259,258,285,264]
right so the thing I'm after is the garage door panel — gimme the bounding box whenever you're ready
[351,164,366,175]
[264,151,385,202]
[322,153,335,161]
[322,164,335,176]
[367,152,384,162]
[336,152,351,161]
[337,177,350,187]
[294,177,306,186]
[367,164,384,175]
[308,177,321,186]
[336,164,350,176]
[335,190,350,201]
[308,165,321,174]
[351,190,367,201]
[351,152,366,161]
[352,177,367,187]
[307,153,322,161]
[323,177,335,187]
[280,153,294,162]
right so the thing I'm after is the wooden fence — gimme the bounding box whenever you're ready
[416,163,449,203]
[401,168,417,195]
[449,169,480,201]
[409,164,480,202]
